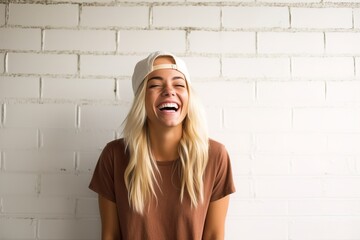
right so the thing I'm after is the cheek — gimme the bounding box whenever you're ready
[144,94,153,114]
[180,92,189,109]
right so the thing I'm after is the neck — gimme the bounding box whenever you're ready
[148,125,182,161]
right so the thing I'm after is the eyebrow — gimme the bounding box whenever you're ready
[147,76,185,82]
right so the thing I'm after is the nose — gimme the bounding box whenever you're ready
[162,85,175,96]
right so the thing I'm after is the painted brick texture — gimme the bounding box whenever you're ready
[0,0,360,239]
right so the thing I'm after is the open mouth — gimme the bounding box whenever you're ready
[157,103,179,112]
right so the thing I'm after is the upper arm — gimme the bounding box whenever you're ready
[98,195,120,240]
[202,195,230,240]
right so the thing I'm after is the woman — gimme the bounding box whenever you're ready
[89,51,235,240]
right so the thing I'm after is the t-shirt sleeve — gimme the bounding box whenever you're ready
[89,143,116,203]
[210,144,236,202]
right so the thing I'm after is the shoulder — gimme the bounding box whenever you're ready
[208,138,227,156]
[104,138,126,150]
[207,138,230,168]
[100,138,127,160]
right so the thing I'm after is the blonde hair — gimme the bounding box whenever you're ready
[122,78,209,214]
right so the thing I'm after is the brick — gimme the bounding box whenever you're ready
[153,6,220,28]
[0,173,37,195]
[190,0,252,2]
[118,30,186,53]
[293,107,360,131]
[355,9,360,29]
[0,4,5,26]
[0,28,41,50]
[40,173,93,196]
[326,32,360,54]
[2,196,76,215]
[203,106,222,133]
[189,31,256,54]
[289,155,324,175]
[81,6,148,28]
[57,0,112,2]
[323,177,360,197]
[117,79,134,102]
[223,57,290,78]
[259,0,318,2]
[0,76,40,98]
[292,57,354,79]
[224,108,292,131]
[76,198,100,217]
[38,219,101,239]
[231,176,253,199]
[42,78,115,100]
[327,133,360,154]
[226,217,288,239]
[182,56,220,78]
[229,199,288,217]
[256,81,325,106]
[291,8,352,29]
[222,7,289,28]
[323,155,358,175]
[0,218,36,239]
[230,154,251,176]
[80,55,139,77]
[289,199,360,216]
[0,128,38,149]
[256,133,328,154]
[252,154,290,175]
[291,155,358,175]
[9,3,78,27]
[4,150,75,172]
[8,53,78,75]
[80,104,129,129]
[77,151,101,172]
[192,81,255,107]
[326,81,360,104]
[258,32,324,54]
[5,103,76,128]
[255,176,323,198]
[41,129,114,150]
[211,132,253,155]
[289,217,360,239]
[44,29,116,52]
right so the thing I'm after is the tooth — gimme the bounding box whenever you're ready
[158,103,179,109]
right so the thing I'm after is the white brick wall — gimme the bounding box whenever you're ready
[1,0,360,239]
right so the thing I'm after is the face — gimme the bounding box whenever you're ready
[145,57,189,130]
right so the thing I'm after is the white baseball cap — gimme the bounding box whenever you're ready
[131,51,191,94]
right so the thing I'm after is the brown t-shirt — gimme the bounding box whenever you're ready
[89,138,235,240]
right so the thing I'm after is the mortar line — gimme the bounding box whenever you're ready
[76,104,81,129]
[114,78,119,101]
[0,151,4,171]
[4,3,9,26]
[41,29,45,51]
[2,103,6,127]
[39,77,43,100]
[4,52,8,74]
[78,3,82,28]
[149,5,153,29]
[74,152,79,172]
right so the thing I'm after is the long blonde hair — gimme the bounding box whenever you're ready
[122,78,209,214]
